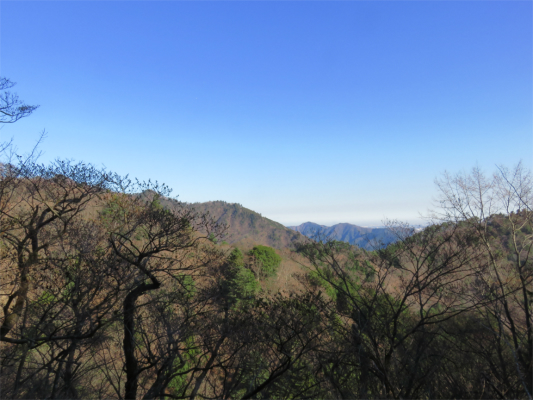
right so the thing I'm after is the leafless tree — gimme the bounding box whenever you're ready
[433,162,533,399]
[0,78,39,124]
[297,216,487,399]
[100,185,226,399]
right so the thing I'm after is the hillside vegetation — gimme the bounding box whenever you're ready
[0,158,531,400]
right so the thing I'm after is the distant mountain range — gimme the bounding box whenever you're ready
[288,222,397,250]
[153,193,399,251]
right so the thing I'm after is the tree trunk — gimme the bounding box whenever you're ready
[124,281,160,400]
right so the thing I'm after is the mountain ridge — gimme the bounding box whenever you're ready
[184,200,304,249]
[288,221,397,250]
[151,192,398,251]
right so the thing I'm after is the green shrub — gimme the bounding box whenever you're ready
[228,247,244,267]
[249,245,282,278]
[223,248,259,304]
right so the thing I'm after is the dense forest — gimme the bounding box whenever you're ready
[1,80,532,399]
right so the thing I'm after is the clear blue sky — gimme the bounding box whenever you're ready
[1,1,531,226]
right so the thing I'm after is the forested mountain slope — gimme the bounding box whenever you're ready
[184,200,304,249]
[1,161,531,400]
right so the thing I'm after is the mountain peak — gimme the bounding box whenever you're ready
[288,221,396,250]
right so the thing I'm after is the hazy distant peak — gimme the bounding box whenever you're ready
[288,221,397,250]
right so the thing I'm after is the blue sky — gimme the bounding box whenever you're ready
[1,1,531,226]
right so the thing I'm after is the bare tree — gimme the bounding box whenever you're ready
[0,161,129,399]
[296,218,487,399]
[0,78,39,124]
[101,185,226,399]
[433,162,532,399]
[0,161,116,342]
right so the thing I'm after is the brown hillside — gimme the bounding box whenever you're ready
[184,200,305,250]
